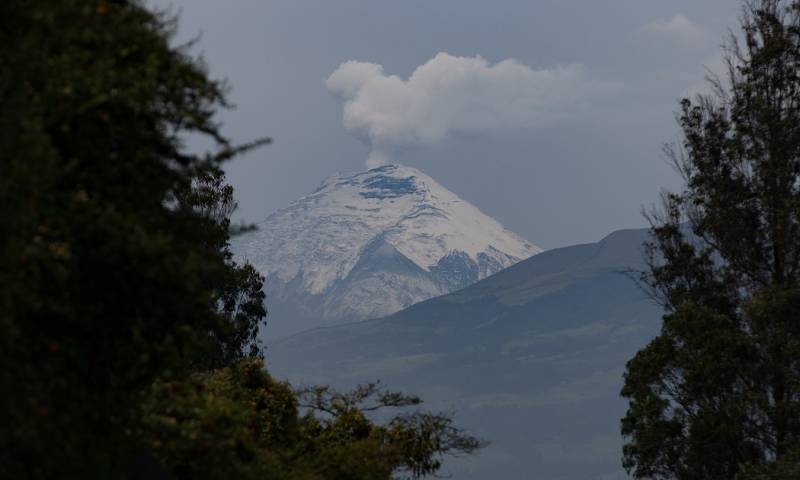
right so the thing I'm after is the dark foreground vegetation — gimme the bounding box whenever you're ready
[0,2,482,478]
[622,1,800,478]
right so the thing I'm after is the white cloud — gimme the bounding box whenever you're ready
[640,14,710,48]
[326,53,620,167]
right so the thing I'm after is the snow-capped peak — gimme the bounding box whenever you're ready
[231,164,542,335]
[235,164,540,292]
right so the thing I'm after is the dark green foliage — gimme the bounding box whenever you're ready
[142,359,485,480]
[141,359,296,480]
[622,1,800,477]
[296,383,485,479]
[740,449,800,478]
[0,1,266,477]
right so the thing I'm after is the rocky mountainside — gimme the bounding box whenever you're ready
[231,164,541,337]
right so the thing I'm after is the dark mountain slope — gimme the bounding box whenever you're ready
[267,228,662,479]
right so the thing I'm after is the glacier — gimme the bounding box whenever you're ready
[231,164,542,337]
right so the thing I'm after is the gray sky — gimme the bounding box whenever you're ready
[153,0,741,249]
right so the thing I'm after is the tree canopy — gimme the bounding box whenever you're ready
[621,1,800,478]
[0,0,267,475]
[142,359,484,480]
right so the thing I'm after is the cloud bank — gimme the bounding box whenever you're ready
[326,53,617,167]
[640,14,710,48]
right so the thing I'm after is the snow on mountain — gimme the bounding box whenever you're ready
[231,164,542,337]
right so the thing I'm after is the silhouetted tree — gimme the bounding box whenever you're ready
[622,1,800,478]
[0,1,266,477]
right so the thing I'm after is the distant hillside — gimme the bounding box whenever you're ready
[266,228,662,480]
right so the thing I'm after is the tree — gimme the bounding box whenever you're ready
[0,1,267,477]
[621,1,800,478]
[141,358,485,480]
[295,382,485,479]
